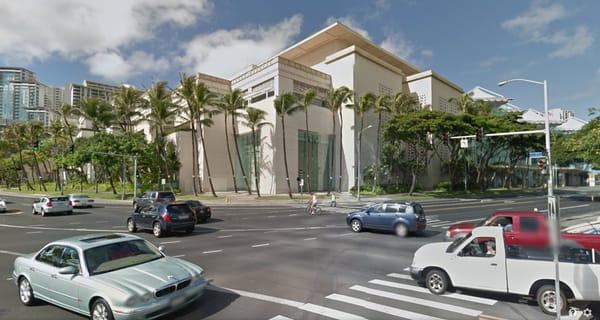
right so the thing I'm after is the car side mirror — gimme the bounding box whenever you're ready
[158,245,166,253]
[58,266,78,275]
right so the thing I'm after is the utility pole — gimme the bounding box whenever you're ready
[121,157,126,200]
[133,156,138,199]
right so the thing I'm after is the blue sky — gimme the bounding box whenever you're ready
[1,0,598,118]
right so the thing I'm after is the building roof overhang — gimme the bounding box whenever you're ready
[275,22,421,76]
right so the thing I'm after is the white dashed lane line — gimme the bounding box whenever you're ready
[303,237,317,241]
[0,250,25,256]
[202,250,223,254]
[172,254,186,258]
[159,240,181,245]
[26,231,42,234]
[251,243,270,248]
[217,235,233,238]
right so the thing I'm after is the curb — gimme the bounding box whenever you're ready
[479,314,508,320]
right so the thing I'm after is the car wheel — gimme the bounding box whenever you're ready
[537,284,567,315]
[18,277,36,306]
[127,218,137,233]
[32,207,37,215]
[91,298,114,320]
[426,269,450,295]
[153,222,163,238]
[350,219,363,232]
[41,209,46,217]
[395,223,408,238]
[67,210,73,215]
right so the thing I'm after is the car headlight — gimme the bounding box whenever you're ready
[125,296,142,307]
[192,269,206,281]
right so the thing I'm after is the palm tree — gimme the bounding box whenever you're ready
[347,92,375,189]
[449,93,475,114]
[324,86,353,193]
[274,93,301,198]
[392,92,420,115]
[57,103,86,189]
[373,94,392,191]
[220,89,252,194]
[297,89,316,193]
[113,87,145,133]
[23,122,47,191]
[48,120,66,192]
[146,81,178,190]
[74,97,115,133]
[4,124,33,190]
[178,76,220,197]
[243,107,269,197]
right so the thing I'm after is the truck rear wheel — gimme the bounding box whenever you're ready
[425,269,450,295]
[536,284,567,315]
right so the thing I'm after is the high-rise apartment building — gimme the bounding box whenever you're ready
[63,80,120,107]
[0,67,40,126]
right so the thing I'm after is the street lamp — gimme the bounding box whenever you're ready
[357,124,373,201]
[499,78,561,318]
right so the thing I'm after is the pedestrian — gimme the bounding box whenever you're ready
[330,193,336,207]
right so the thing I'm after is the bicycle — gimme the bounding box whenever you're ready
[305,203,322,215]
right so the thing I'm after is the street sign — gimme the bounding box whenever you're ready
[161,178,166,185]
[299,179,304,187]
[460,138,468,149]
[529,151,544,158]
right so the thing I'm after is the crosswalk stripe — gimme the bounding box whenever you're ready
[428,219,440,223]
[350,285,481,317]
[387,273,413,280]
[224,288,366,320]
[403,267,410,271]
[269,316,293,320]
[371,279,497,305]
[326,293,446,320]
[430,218,485,228]
[428,221,452,227]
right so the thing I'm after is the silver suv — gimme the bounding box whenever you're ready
[32,196,73,216]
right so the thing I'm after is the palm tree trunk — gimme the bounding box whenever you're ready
[373,112,382,192]
[328,112,336,195]
[224,114,239,193]
[190,121,199,196]
[198,121,218,197]
[251,126,261,197]
[356,116,364,189]
[231,115,251,194]
[408,167,417,196]
[338,110,344,192]
[18,149,33,190]
[281,117,293,198]
[32,152,47,192]
[304,110,312,193]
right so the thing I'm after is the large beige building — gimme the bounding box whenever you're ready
[171,22,464,194]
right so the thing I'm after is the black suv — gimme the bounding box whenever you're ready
[127,202,195,237]
[132,191,175,212]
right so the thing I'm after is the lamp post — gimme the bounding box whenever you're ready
[357,124,373,201]
[499,79,560,318]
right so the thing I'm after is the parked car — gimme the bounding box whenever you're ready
[445,211,600,251]
[127,202,196,237]
[563,217,600,235]
[0,198,6,213]
[183,200,212,223]
[12,233,207,320]
[346,201,426,237]
[410,226,600,315]
[68,194,94,208]
[132,191,176,212]
[32,196,72,216]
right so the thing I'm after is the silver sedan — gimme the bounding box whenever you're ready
[13,233,207,320]
[68,194,95,208]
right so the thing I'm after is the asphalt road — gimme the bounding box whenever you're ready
[0,193,599,320]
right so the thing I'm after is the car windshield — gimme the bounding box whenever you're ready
[50,197,69,202]
[84,239,163,275]
[446,232,471,253]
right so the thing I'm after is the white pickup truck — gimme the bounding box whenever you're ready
[410,226,600,315]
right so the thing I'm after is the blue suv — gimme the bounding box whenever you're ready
[346,202,426,237]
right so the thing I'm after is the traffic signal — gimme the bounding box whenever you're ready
[32,140,39,151]
[537,158,547,171]
[69,145,75,153]
[475,127,484,141]
[442,132,450,145]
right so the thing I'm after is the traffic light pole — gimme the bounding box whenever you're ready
[133,156,138,199]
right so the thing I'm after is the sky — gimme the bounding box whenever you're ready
[0,0,598,119]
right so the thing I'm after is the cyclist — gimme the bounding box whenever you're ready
[308,193,318,215]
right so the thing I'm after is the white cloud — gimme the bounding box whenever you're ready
[502,2,593,59]
[326,16,370,39]
[86,51,170,81]
[549,26,594,58]
[420,49,434,58]
[179,15,303,79]
[479,56,508,68]
[0,0,211,77]
[380,31,415,60]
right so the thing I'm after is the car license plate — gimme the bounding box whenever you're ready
[179,214,188,220]
[170,295,186,307]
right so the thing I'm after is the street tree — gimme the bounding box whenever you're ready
[243,107,269,197]
[274,93,301,198]
[324,86,353,193]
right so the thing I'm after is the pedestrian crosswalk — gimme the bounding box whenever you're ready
[426,216,485,229]
[257,268,498,320]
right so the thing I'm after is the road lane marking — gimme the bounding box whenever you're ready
[303,237,317,241]
[6,277,13,281]
[403,267,410,271]
[172,254,186,258]
[425,200,538,212]
[337,233,354,237]
[95,220,109,223]
[26,231,43,234]
[429,218,485,227]
[111,226,123,229]
[222,287,366,320]
[218,235,233,238]
[288,214,297,216]
[0,250,25,256]
[267,215,277,218]
[0,223,123,233]
[387,273,412,280]
[350,285,481,317]
[219,226,345,232]
[202,250,223,254]
[540,204,590,213]
[371,279,497,305]
[270,316,293,320]
[68,222,82,225]
[0,211,23,215]
[326,293,445,320]
[252,243,270,248]
[159,240,181,245]
[29,224,45,227]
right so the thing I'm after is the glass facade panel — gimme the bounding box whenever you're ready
[235,132,261,191]
[298,130,334,191]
